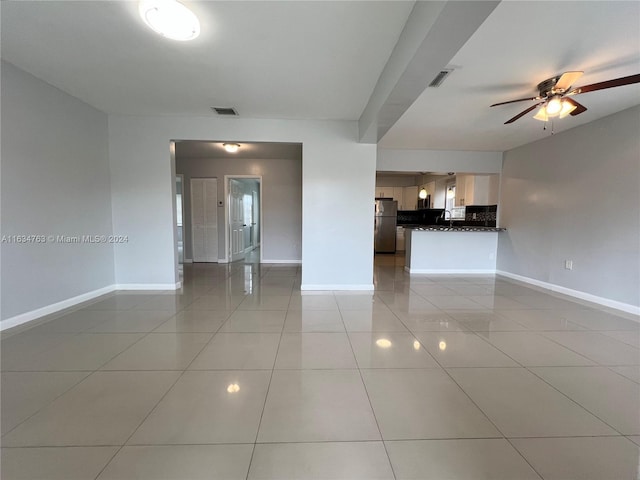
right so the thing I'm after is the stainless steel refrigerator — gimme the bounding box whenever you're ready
[374,199,397,253]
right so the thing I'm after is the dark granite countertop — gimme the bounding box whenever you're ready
[405,226,506,232]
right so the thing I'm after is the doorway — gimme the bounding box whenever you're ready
[226,176,262,263]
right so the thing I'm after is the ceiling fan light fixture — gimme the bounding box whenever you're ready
[139,0,200,41]
[559,101,577,119]
[223,143,240,153]
[545,96,563,116]
[533,106,549,122]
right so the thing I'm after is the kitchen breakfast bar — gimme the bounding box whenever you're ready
[404,226,506,274]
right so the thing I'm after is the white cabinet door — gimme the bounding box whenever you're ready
[393,187,405,209]
[404,186,418,210]
[455,175,467,206]
[191,178,218,262]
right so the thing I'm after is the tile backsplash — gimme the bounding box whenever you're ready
[465,205,497,226]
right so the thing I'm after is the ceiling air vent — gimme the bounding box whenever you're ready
[428,69,454,88]
[211,107,238,116]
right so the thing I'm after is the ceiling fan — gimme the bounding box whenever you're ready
[491,71,640,124]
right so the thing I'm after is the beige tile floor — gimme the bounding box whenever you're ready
[2,252,639,479]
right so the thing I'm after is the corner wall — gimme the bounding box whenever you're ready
[1,62,115,324]
[497,106,640,311]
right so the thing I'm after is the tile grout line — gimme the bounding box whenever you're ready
[375,278,546,480]
[243,303,286,480]
[338,298,398,480]
[91,288,245,480]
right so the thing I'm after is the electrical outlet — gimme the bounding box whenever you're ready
[564,260,573,270]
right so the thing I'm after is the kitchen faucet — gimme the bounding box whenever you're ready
[440,210,453,228]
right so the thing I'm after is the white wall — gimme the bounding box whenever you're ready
[108,116,376,290]
[1,61,114,323]
[377,148,503,173]
[498,106,640,311]
[177,156,301,262]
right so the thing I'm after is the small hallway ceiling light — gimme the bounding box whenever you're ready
[418,189,428,200]
[446,187,455,199]
[139,0,200,41]
[223,143,240,153]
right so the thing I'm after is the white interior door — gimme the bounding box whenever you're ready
[191,178,218,262]
[229,179,245,262]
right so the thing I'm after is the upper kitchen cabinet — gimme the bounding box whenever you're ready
[376,187,393,198]
[454,174,499,206]
[393,187,405,209]
[403,186,418,210]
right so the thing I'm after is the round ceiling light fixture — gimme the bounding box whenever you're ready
[418,189,428,200]
[139,0,200,41]
[223,143,240,153]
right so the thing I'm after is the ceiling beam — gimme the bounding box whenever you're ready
[358,0,500,144]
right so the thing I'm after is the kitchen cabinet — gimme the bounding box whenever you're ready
[393,187,405,209]
[454,175,466,206]
[404,186,418,210]
[375,185,424,210]
[376,187,393,198]
[453,175,498,206]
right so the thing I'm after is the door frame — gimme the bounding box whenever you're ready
[175,174,187,264]
[223,175,263,263]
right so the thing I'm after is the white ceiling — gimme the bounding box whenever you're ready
[1,1,413,119]
[2,1,639,152]
[379,1,640,151]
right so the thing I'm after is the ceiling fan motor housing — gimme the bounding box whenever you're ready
[537,76,562,97]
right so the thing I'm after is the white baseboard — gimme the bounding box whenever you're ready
[262,259,302,264]
[183,258,193,264]
[497,270,640,317]
[115,282,182,291]
[405,267,496,274]
[301,284,375,291]
[1,281,183,332]
[0,285,116,332]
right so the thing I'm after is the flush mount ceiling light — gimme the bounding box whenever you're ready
[223,143,240,153]
[139,0,200,41]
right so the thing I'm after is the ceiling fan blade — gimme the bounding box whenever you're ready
[564,97,587,116]
[555,71,583,91]
[569,73,640,95]
[504,103,543,124]
[490,96,540,107]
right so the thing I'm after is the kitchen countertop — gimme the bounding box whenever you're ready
[405,225,506,232]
